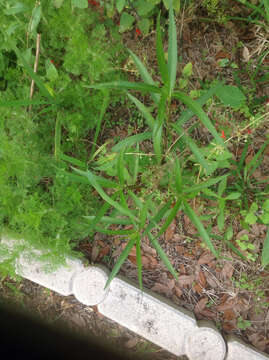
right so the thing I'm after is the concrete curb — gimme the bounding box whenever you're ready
[1,237,268,360]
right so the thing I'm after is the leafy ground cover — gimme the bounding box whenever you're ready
[0,0,269,356]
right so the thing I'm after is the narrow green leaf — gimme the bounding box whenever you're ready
[90,89,109,159]
[143,201,172,236]
[87,81,161,94]
[148,232,178,280]
[136,235,143,289]
[152,123,163,164]
[157,199,182,237]
[183,200,218,256]
[105,233,138,288]
[83,215,132,225]
[156,12,169,85]
[3,35,55,102]
[174,157,182,193]
[168,1,177,95]
[176,81,224,127]
[127,93,155,130]
[261,227,269,267]
[112,132,152,152]
[218,177,227,197]
[128,190,143,210]
[173,91,225,147]
[70,167,120,188]
[72,168,137,221]
[59,153,87,169]
[183,175,227,194]
[54,114,61,160]
[173,123,210,173]
[29,4,41,33]
[128,49,160,105]
[94,227,135,236]
[132,142,139,185]
[139,196,152,229]
[225,192,241,200]
[117,147,126,186]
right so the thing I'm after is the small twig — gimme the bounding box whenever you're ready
[29,33,41,111]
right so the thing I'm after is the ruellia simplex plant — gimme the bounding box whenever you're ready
[58,1,269,288]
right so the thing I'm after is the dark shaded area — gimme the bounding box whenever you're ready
[0,300,140,360]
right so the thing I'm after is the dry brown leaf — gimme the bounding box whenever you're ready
[193,283,204,294]
[167,278,175,290]
[198,252,216,265]
[179,263,186,274]
[174,285,183,298]
[97,246,110,261]
[197,269,207,288]
[177,275,195,287]
[223,320,237,331]
[242,46,250,62]
[141,243,156,257]
[203,271,219,288]
[216,298,237,311]
[91,243,99,263]
[194,297,208,314]
[141,255,150,269]
[128,255,137,265]
[164,219,176,241]
[199,309,216,319]
[223,309,236,321]
[221,262,234,280]
[175,245,185,255]
[151,283,172,297]
[145,254,158,269]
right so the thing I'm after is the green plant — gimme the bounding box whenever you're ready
[237,316,252,330]
[59,1,252,288]
[201,177,241,231]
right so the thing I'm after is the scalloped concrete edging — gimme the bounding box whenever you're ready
[0,237,268,360]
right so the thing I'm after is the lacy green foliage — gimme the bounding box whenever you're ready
[0,0,127,273]
[201,0,227,23]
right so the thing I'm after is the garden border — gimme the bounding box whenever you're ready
[0,236,268,360]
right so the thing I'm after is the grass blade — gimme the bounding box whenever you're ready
[70,167,120,188]
[54,113,61,160]
[148,232,178,280]
[87,81,161,94]
[127,93,155,130]
[90,89,110,159]
[72,168,137,221]
[261,226,269,267]
[183,199,218,257]
[156,199,182,237]
[156,12,169,85]
[128,49,160,105]
[173,123,211,173]
[83,216,133,225]
[94,227,135,236]
[168,1,177,96]
[143,201,172,236]
[112,132,152,152]
[176,81,224,126]
[183,175,228,194]
[105,233,138,288]
[173,91,225,147]
[136,235,143,289]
